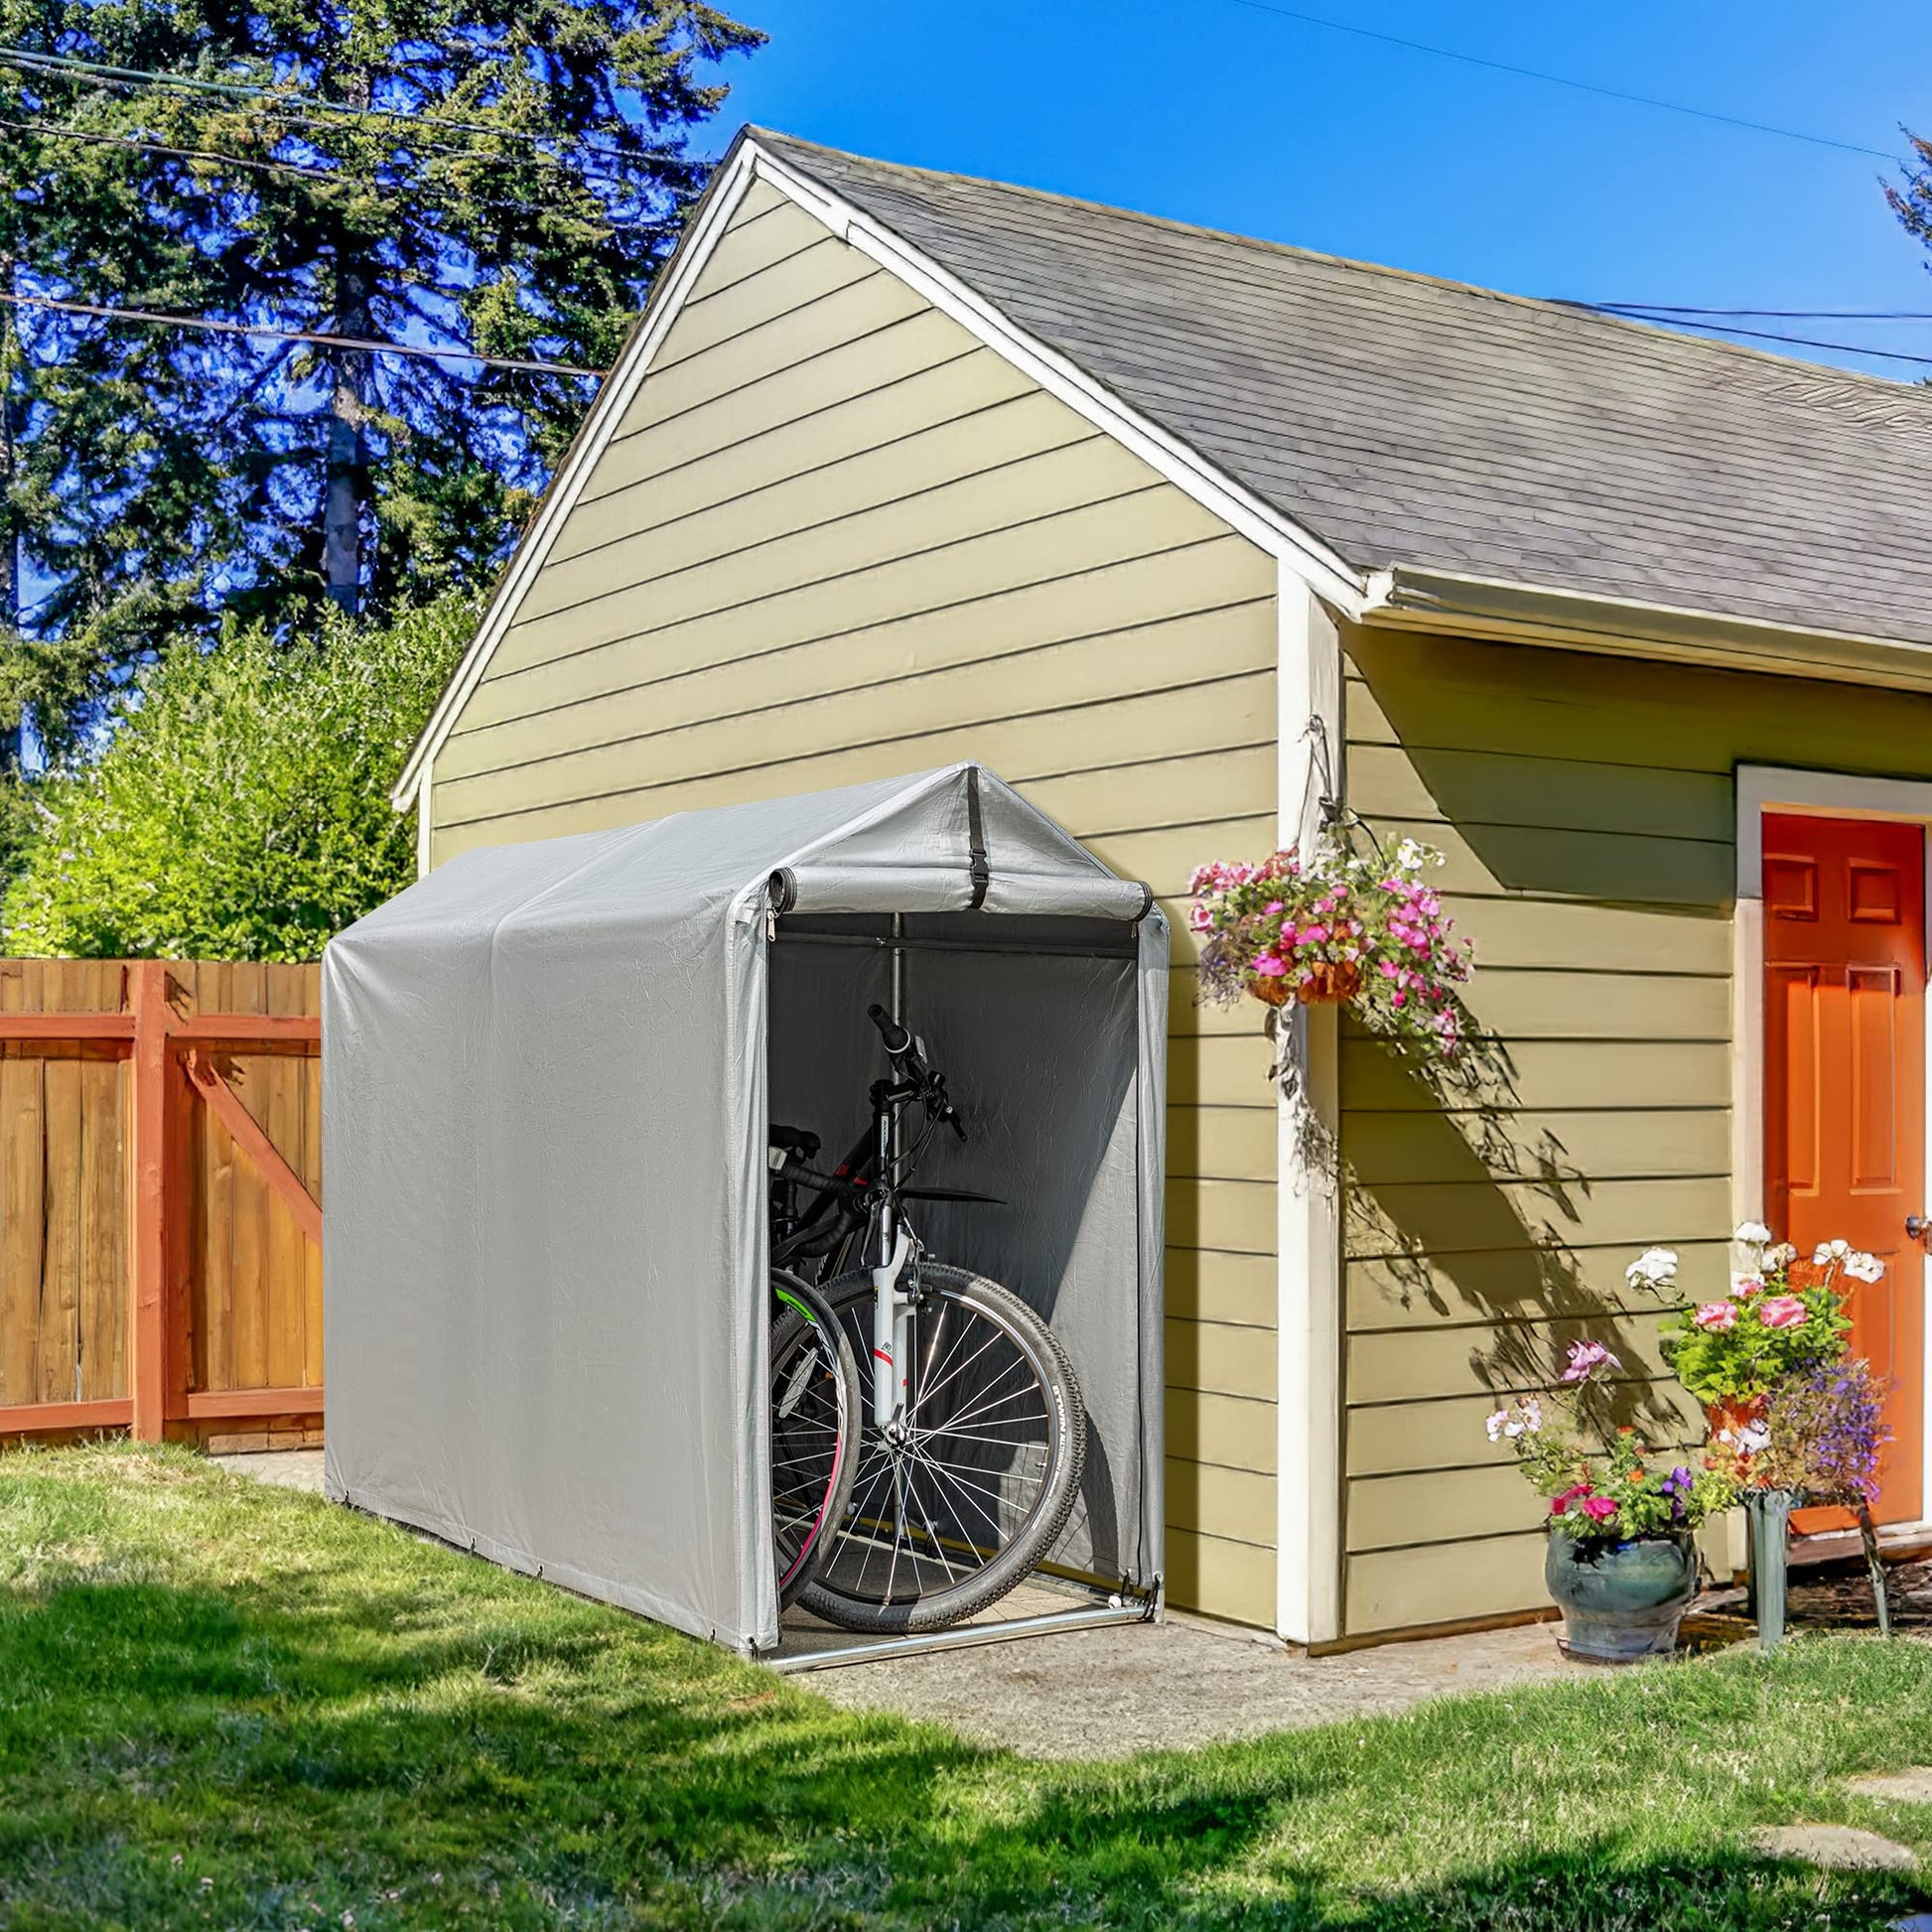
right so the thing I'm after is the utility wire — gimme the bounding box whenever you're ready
[1584,302,1932,322]
[1222,0,1900,163]
[0,109,664,228]
[0,50,667,194]
[0,43,699,179]
[1558,299,1932,368]
[0,287,605,376]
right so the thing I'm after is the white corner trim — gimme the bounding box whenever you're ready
[389,145,761,810]
[748,143,1369,618]
[416,770,433,879]
[1276,572,1344,1646]
[1731,763,1932,1518]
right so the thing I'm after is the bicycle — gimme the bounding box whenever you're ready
[767,1137,864,1609]
[768,1005,1087,1633]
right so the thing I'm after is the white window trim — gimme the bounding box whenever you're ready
[1733,764,1932,1519]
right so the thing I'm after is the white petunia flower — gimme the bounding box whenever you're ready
[1843,1251,1886,1285]
[1624,1246,1680,1289]
[1395,838,1427,873]
[1732,1221,1773,1249]
[1814,1239,1852,1265]
[1485,1409,1509,1443]
[1737,1420,1771,1454]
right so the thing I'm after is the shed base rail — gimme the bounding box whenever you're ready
[767,1583,1159,1674]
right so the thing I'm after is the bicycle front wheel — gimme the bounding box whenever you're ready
[798,1263,1086,1634]
[770,1270,863,1610]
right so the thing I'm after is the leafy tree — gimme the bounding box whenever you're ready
[0,0,761,758]
[1,593,472,959]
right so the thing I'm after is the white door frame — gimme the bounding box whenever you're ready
[1733,764,1932,1518]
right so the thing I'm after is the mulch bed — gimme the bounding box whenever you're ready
[1685,1553,1932,1646]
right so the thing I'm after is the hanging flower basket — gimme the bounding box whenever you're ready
[1245,958,1361,1008]
[1189,835,1471,1058]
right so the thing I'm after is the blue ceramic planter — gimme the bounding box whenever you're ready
[1545,1531,1698,1664]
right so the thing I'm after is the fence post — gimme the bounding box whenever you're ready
[128,961,175,1441]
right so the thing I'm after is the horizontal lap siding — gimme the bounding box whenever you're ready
[428,179,1282,1629]
[1339,623,1932,1635]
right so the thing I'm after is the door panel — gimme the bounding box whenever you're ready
[1763,812,1926,1526]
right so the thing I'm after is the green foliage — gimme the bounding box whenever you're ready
[4,1447,1932,1929]
[0,594,469,960]
[1660,1244,1861,1405]
[0,0,761,752]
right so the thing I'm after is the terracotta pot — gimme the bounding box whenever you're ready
[1545,1531,1699,1664]
[1298,959,1362,1005]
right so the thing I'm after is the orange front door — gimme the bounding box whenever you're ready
[1763,812,1926,1524]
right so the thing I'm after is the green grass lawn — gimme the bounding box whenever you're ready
[5,1449,1932,1930]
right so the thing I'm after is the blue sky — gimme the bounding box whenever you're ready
[713,0,1932,380]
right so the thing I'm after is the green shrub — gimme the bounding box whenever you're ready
[1,598,472,962]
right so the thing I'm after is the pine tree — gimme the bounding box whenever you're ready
[0,0,761,759]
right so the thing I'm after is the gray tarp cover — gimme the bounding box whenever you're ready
[323,763,1168,1654]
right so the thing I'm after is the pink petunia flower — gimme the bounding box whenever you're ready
[1758,1296,1807,1330]
[1692,1302,1738,1331]
[1580,1495,1619,1522]
[1252,954,1288,978]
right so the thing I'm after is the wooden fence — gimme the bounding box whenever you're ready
[0,958,322,1445]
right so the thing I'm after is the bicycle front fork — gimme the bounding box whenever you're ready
[870,1226,912,1429]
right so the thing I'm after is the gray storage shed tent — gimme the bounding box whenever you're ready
[322,763,1169,1655]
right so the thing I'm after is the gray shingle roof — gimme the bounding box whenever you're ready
[754,129,1932,648]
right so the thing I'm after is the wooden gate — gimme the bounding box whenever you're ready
[0,958,323,1445]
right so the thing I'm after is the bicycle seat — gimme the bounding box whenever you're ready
[767,1123,821,1163]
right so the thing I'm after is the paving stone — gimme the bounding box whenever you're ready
[1851,1768,1932,1805]
[1749,1825,1918,1871]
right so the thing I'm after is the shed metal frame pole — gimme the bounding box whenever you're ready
[891,911,903,1027]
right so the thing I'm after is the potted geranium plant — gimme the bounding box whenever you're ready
[1188,835,1473,1058]
[1651,1226,1873,1467]
[1487,1338,1732,1662]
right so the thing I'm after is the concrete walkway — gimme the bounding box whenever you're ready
[796,1610,1577,1757]
[215,1447,1582,1757]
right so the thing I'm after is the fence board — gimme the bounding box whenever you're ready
[39,1058,81,1403]
[78,1057,125,1400]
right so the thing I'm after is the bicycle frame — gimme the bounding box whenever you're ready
[861,1072,923,1432]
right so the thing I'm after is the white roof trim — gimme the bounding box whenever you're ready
[392,131,1371,810]
[391,147,759,809]
[1365,564,1932,691]
[746,141,1370,614]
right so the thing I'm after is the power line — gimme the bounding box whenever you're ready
[0,43,701,181]
[0,287,605,376]
[0,109,664,229]
[0,48,669,194]
[1221,0,1900,163]
[1559,299,1932,368]
[1583,302,1932,322]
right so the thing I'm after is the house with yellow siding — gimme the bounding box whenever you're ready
[393,128,1932,1647]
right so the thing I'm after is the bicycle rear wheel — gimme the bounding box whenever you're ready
[770,1270,863,1610]
[798,1263,1086,1634]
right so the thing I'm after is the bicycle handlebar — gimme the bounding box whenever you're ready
[867,1002,911,1056]
[865,1003,967,1142]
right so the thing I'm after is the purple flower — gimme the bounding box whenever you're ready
[1561,1339,1622,1384]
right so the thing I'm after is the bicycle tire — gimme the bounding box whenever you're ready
[770,1270,864,1611]
[798,1263,1086,1634]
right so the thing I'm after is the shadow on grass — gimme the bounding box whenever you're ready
[3,1467,1932,1929]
